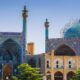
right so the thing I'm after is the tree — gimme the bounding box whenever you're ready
[12,76,18,80]
[70,69,80,80]
[75,69,80,80]
[17,64,42,80]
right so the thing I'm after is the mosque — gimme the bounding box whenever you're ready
[0,6,28,80]
[27,15,80,80]
[43,19,80,80]
[0,6,80,80]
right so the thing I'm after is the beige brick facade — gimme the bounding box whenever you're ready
[43,50,80,80]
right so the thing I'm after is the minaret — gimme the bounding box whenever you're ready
[44,19,49,52]
[22,5,28,41]
[22,6,28,63]
[45,19,49,40]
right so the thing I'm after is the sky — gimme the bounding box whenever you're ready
[0,0,80,54]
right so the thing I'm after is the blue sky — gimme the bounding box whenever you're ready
[0,0,80,54]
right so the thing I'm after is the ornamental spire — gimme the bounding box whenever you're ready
[45,18,49,28]
[22,5,28,18]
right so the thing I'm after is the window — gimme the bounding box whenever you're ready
[69,61,71,64]
[47,61,49,63]
[47,60,50,68]
[68,61,72,68]
[69,65,71,68]
[56,60,59,68]
[56,61,59,64]
[56,65,59,68]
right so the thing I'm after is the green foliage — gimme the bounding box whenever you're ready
[70,69,80,80]
[17,64,42,80]
[12,76,18,80]
[75,69,80,80]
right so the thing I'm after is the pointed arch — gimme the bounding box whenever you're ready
[67,71,75,80]
[54,71,63,80]
[0,38,21,64]
[54,44,76,56]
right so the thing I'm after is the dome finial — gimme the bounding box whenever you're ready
[46,18,48,22]
[22,5,28,18]
[24,5,26,10]
[45,18,49,28]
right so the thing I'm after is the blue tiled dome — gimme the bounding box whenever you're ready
[64,20,80,38]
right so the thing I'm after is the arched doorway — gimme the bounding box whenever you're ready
[54,44,76,56]
[3,65,12,80]
[54,71,63,80]
[67,71,75,80]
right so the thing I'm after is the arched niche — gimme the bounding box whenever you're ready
[54,44,76,56]
[54,71,63,80]
[67,71,75,80]
[0,38,21,64]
